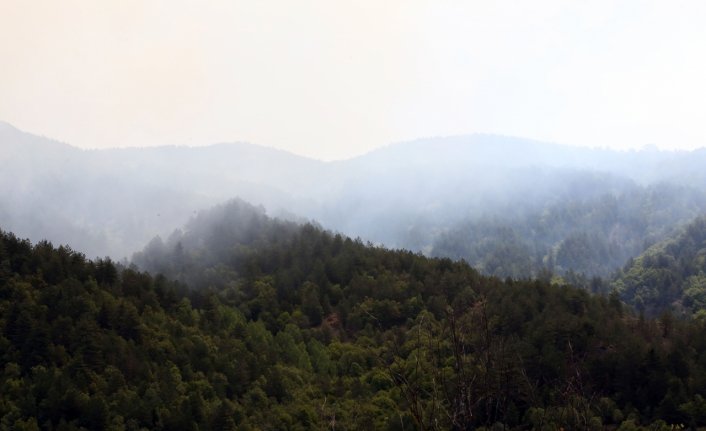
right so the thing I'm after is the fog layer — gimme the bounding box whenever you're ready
[3,121,706,277]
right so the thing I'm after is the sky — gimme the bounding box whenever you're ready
[2,0,706,160]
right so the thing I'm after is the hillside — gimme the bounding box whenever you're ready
[4,122,706,280]
[613,216,706,317]
[3,204,706,428]
[432,183,706,278]
[0,122,321,259]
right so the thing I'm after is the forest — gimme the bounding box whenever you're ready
[3,200,706,430]
[6,2,706,429]
[611,216,706,317]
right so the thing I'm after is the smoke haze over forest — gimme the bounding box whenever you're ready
[3,121,706,281]
[5,2,706,429]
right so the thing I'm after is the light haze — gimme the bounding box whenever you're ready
[2,0,706,159]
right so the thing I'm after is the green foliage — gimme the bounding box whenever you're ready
[3,201,706,429]
[613,216,706,316]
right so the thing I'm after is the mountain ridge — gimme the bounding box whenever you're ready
[3,121,706,280]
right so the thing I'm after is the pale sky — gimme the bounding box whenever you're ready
[2,0,706,160]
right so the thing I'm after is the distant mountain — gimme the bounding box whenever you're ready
[3,121,706,278]
[332,136,706,277]
[612,216,706,317]
[0,122,321,258]
[432,183,706,278]
[350,135,706,186]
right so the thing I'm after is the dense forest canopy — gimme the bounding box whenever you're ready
[612,216,706,317]
[3,200,706,429]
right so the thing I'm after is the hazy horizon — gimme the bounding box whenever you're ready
[2,119,704,163]
[3,1,706,160]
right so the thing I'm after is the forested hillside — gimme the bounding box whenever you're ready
[4,121,706,282]
[8,2,706,430]
[612,216,706,317]
[432,183,706,278]
[8,199,699,430]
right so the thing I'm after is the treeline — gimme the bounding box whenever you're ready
[3,200,706,429]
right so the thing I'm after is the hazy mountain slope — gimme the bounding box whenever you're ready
[298,136,706,255]
[612,216,706,317]
[432,183,706,278]
[0,122,321,258]
[4,121,706,278]
[346,135,706,186]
